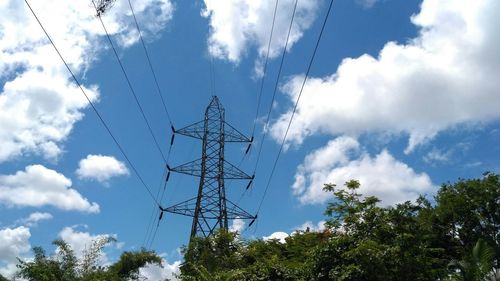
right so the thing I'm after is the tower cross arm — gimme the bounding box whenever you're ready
[223,160,253,180]
[168,158,203,177]
[162,197,198,217]
[226,199,256,220]
[174,120,205,140]
[224,122,252,142]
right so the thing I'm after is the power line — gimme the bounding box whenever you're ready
[148,219,161,249]
[24,0,161,206]
[255,0,334,215]
[126,0,174,127]
[250,0,280,138]
[144,141,195,249]
[230,0,297,214]
[91,0,168,164]
[142,165,168,248]
[252,0,298,175]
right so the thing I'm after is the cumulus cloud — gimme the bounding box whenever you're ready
[229,218,246,233]
[0,0,173,162]
[0,226,31,263]
[0,165,99,213]
[138,259,181,281]
[202,0,319,67]
[263,231,289,243]
[269,0,500,153]
[17,212,53,227]
[293,136,434,206]
[58,226,116,264]
[0,226,31,278]
[76,154,129,183]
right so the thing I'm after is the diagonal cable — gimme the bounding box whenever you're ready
[252,0,298,175]
[92,0,167,164]
[250,0,280,139]
[127,0,174,127]
[25,0,160,206]
[255,0,334,215]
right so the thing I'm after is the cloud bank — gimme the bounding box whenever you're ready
[293,137,434,206]
[0,0,173,162]
[0,165,99,213]
[269,0,500,153]
[202,0,319,68]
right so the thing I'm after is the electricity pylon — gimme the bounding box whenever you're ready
[160,96,255,240]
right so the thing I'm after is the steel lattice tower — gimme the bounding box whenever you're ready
[161,96,255,239]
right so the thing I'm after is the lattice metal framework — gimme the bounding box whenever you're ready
[161,96,255,239]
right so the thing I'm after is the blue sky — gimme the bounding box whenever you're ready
[1,0,500,279]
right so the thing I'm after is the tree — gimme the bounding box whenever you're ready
[447,239,499,281]
[15,238,161,281]
[433,172,500,270]
[313,180,447,280]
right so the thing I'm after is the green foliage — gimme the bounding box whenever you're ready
[14,237,161,281]
[79,236,116,277]
[447,239,498,281]
[107,248,162,280]
[179,174,499,280]
[433,172,500,269]
[315,181,447,280]
[8,173,498,281]
[180,229,328,280]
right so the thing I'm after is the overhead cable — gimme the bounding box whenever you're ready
[25,0,161,206]
[255,0,335,216]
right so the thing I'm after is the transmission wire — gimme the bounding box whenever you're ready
[250,0,279,139]
[142,165,168,248]
[229,0,299,214]
[127,0,174,127]
[91,0,168,164]
[24,0,161,207]
[254,0,334,217]
[252,0,298,176]
[227,0,279,200]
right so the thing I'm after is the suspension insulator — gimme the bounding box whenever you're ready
[245,175,255,190]
[166,171,171,182]
[167,164,171,171]
[158,211,164,222]
[170,133,175,146]
[249,215,258,227]
[245,136,254,154]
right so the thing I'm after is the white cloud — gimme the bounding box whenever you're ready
[269,0,500,153]
[17,212,53,227]
[138,259,181,281]
[0,0,173,162]
[293,136,435,206]
[356,0,379,9]
[0,226,31,278]
[58,226,116,265]
[229,218,245,233]
[0,226,31,263]
[0,165,99,213]
[263,231,289,243]
[76,154,129,183]
[423,148,451,164]
[202,0,319,66]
